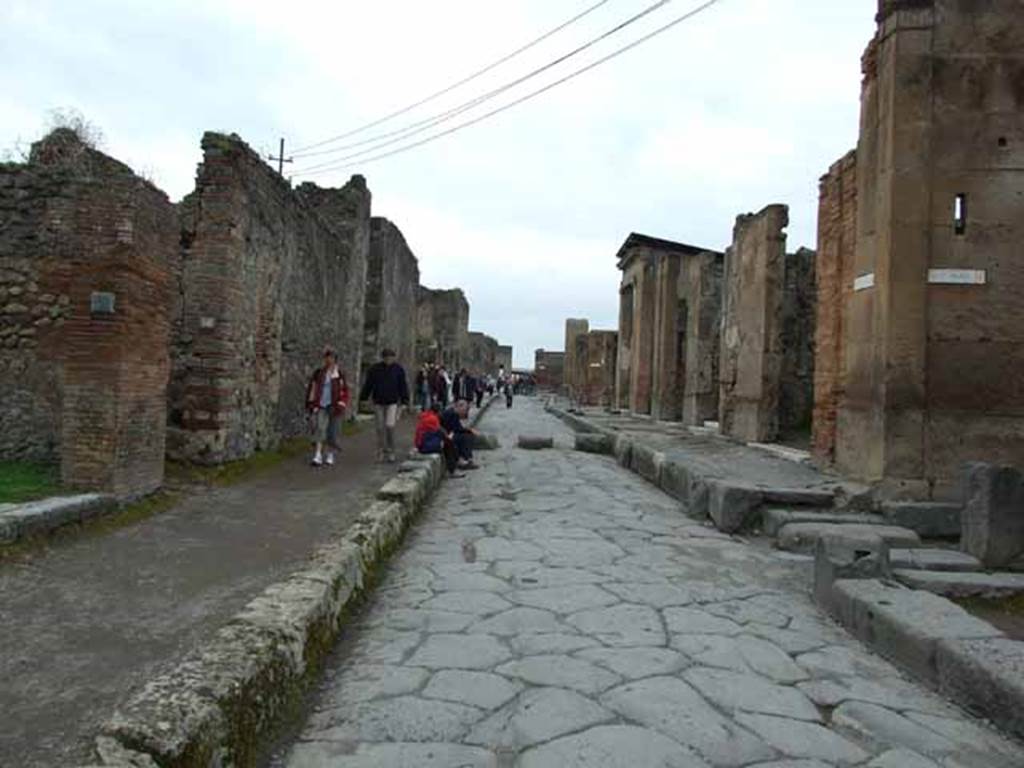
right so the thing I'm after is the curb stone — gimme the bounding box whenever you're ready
[0,493,116,549]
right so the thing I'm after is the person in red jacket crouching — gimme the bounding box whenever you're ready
[306,346,350,467]
[415,403,462,478]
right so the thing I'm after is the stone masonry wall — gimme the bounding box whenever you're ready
[564,318,589,399]
[362,218,420,385]
[0,129,176,495]
[719,205,789,443]
[465,331,499,377]
[576,330,618,407]
[496,345,513,374]
[780,247,817,436]
[534,349,565,390]
[813,151,857,464]
[170,133,370,464]
[416,287,469,372]
[679,251,723,426]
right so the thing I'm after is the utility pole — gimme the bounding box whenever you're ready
[267,138,293,176]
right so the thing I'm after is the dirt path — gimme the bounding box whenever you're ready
[0,414,416,768]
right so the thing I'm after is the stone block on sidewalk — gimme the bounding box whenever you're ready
[936,636,1024,742]
[473,433,500,451]
[814,535,888,616]
[894,570,1024,600]
[962,463,1024,568]
[630,444,665,486]
[882,501,962,539]
[517,435,554,450]
[763,509,889,537]
[574,433,613,455]
[613,434,633,468]
[888,548,981,573]
[708,481,763,533]
[777,522,920,555]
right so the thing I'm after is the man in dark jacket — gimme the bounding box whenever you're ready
[441,399,479,470]
[359,348,409,462]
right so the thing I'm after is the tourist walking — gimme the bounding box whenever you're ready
[414,364,430,411]
[475,375,485,409]
[504,379,514,409]
[359,348,409,463]
[305,346,350,467]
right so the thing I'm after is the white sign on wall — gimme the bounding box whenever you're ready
[853,273,875,292]
[928,269,987,285]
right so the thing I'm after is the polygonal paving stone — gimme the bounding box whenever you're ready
[492,563,605,587]
[684,667,820,721]
[735,713,870,765]
[865,749,942,768]
[674,635,808,684]
[517,724,710,768]
[602,581,698,608]
[318,665,430,707]
[284,741,497,768]
[509,584,619,613]
[747,625,828,655]
[465,687,613,749]
[467,607,565,636]
[537,537,626,565]
[600,677,774,766]
[796,678,956,717]
[418,591,513,615]
[576,647,689,679]
[496,655,621,695]
[422,670,523,710]
[705,599,791,628]
[664,607,745,636]
[567,603,667,647]
[746,761,834,768]
[795,646,895,679]
[832,701,957,756]
[509,633,601,655]
[406,634,511,670]
[307,696,483,742]
[902,711,1022,759]
[372,609,475,633]
[350,630,423,665]
[472,537,544,561]
[433,572,511,593]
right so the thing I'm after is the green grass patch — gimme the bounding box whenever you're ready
[0,461,61,505]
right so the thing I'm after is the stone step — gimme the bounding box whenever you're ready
[893,569,1024,599]
[763,508,889,538]
[888,548,982,573]
[881,501,962,539]
[777,522,921,554]
[760,487,836,507]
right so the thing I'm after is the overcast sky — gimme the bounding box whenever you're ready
[2,0,876,368]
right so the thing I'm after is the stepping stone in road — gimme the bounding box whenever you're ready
[518,435,554,450]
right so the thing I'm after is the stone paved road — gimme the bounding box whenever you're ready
[274,399,1023,768]
[0,414,416,768]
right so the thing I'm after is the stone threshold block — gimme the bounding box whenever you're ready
[888,548,982,573]
[881,501,962,539]
[894,570,1024,600]
[0,493,116,548]
[777,522,920,554]
[828,579,1002,686]
[518,435,554,450]
[764,508,890,538]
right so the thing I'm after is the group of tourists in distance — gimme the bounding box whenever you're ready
[305,346,529,479]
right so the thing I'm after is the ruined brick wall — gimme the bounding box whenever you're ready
[837,0,1024,497]
[465,331,499,377]
[780,248,817,436]
[170,133,369,464]
[496,345,513,374]
[416,286,469,372]
[719,205,789,443]
[813,152,857,464]
[362,217,420,385]
[0,130,176,495]
[679,251,723,426]
[563,318,589,398]
[534,349,565,390]
[576,331,617,407]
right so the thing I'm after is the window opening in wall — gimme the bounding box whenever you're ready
[998,137,1008,148]
[954,193,967,236]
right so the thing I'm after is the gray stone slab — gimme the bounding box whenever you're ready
[830,579,1002,685]
[317,665,429,706]
[894,570,1024,599]
[708,481,763,533]
[882,502,962,539]
[575,433,614,454]
[832,701,957,756]
[664,607,745,636]
[760,488,835,507]
[422,670,523,710]
[961,463,1024,568]
[495,655,621,694]
[865,750,941,768]
[518,435,554,450]
[507,584,618,614]
[600,677,774,766]
[517,724,710,768]
[508,633,600,655]
[417,591,513,615]
[779,522,920,554]
[683,667,820,722]
[465,687,612,749]
[285,741,498,768]
[675,634,807,683]
[566,604,666,647]
[406,634,511,670]
[735,713,870,765]
[307,695,482,743]
[764,508,890,538]
[577,647,689,679]
[466,607,565,636]
[936,636,1024,742]
[888,549,982,573]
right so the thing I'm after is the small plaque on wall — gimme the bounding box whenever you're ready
[90,291,116,315]
[928,269,987,285]
[853,273,875,292]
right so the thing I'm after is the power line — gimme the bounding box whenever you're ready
[289,0,614,156]
[295,0,724,179]
[292,0,675,167]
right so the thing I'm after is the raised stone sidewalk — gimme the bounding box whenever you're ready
[273,399,1023,767]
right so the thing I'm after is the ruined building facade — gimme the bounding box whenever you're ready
[815,0,1024,498]
[0,131,509,493]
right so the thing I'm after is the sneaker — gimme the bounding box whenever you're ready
[460,461,481,471]
[311,455,323,467]
[325,453,335,466]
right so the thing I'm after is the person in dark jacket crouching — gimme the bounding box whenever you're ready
[414,404,462,477]
[441,399,479,470]
[359,348,410,463]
